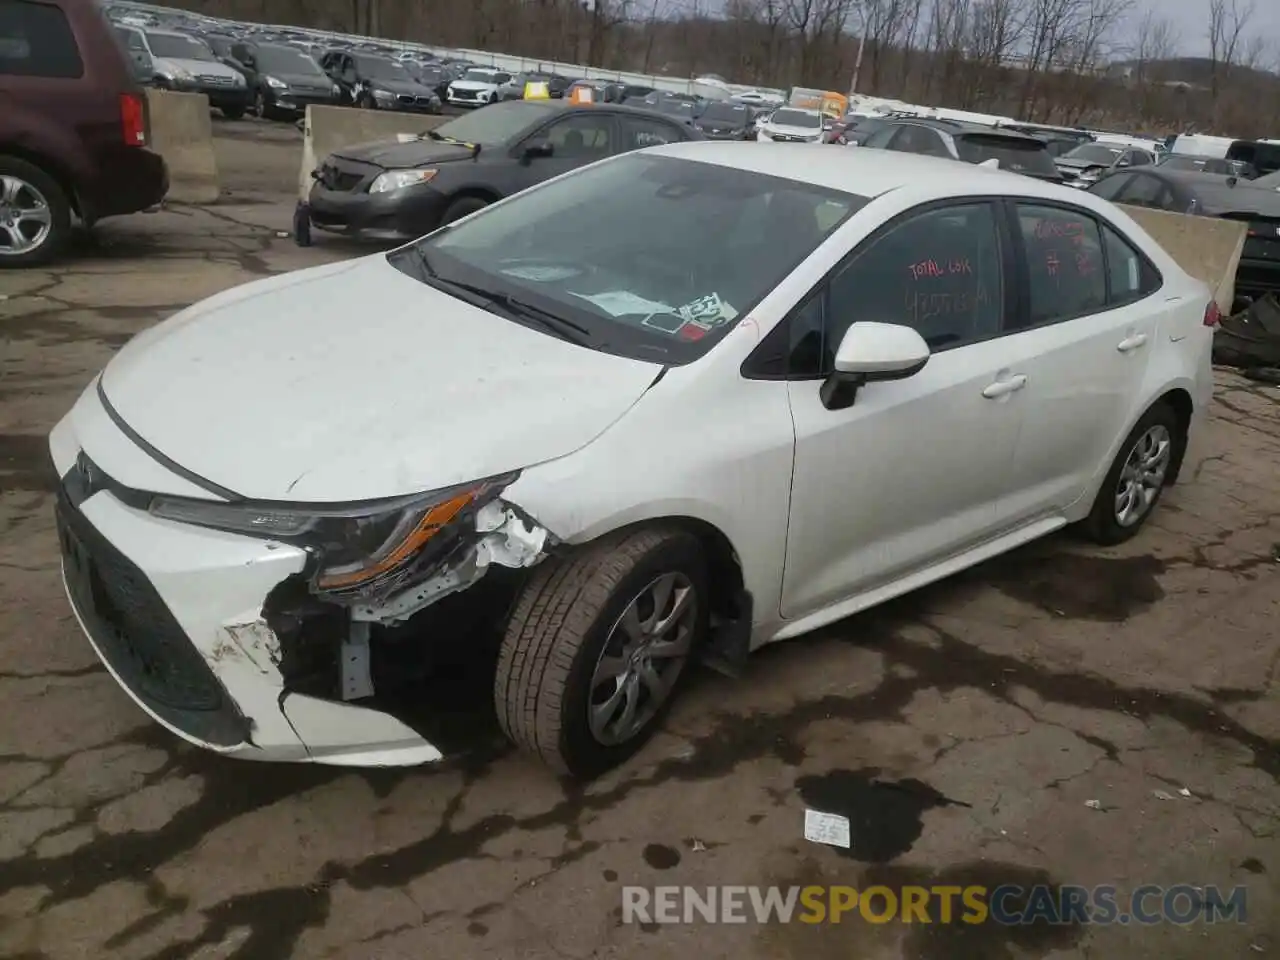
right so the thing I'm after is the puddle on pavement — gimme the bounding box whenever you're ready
[642,843,681,870]
[796,769,969,862]
[980,550,1166,621]
[0,433,58,492]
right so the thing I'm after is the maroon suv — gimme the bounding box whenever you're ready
[1,0,168,266]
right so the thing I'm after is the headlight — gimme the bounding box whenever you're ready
[232,72,245,86]
[168,65,192,81]
[265,75,287,89]
[149,473,516,592]
[373,87,396,100]
[369,168,437,193]
[332,83,342,96]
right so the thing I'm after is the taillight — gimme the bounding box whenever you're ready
[120,93,146,146]
[1204,301,1220,327]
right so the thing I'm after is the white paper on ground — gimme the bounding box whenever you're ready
[803,809,851,848]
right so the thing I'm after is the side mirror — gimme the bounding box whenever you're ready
[1116,158,1132,168]
[820,322,930,410]
[522,140,554,161]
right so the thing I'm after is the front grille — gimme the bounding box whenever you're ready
[56,473,248,746]
[397,94,415,105]
[318,162,365,192]
[452,89,477,99]
[415,96,434,106]
[197,74,234,85]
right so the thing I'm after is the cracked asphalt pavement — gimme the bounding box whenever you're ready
[1,119,1279,960]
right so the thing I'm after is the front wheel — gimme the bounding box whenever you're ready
[1082,401,1182,545]
[221,104,245,119]
[440,195,489,224]
[495,527,708,778]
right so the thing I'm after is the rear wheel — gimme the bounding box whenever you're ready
[253,91,268,119]
[221,105,245,119]
[495,527,707,778]
[1083,402,1182,545]
[0,157,71,268]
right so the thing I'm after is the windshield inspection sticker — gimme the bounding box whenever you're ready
[676,292,737,327]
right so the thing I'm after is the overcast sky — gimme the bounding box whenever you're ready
[1149,0,1280,57]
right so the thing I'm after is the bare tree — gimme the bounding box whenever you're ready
[1207,0,1254,105]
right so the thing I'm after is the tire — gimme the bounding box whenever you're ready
[253,91,268,119]
[221,105,245,119]
[0,156,72,269]
[441,195,490,224]
[357,92,375,110]
[1082,401,1182,545]
[495,527,708,779]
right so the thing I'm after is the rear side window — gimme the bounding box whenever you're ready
[1101,224,1160,304]
[0,0,83,78]
[621,115,685,150]
[1015,204,1107,325]
[956,135,1059,177]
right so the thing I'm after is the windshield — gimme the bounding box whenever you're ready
[357,56,406,80]
[146,33,215,60]
[389,154,865,364]
[429,101,557,145]
[770,109,821,129]
[657,98,697,117]
[700,102,749,123]
[255,45,325,76]
[463,69,499,83]
[955,135,1060,176]
[1159,155,1232,175]
[1063,143,1123,165]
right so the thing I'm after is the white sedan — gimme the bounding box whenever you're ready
[50,144,1215,778]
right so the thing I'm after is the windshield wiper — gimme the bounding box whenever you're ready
[409,251,591,345]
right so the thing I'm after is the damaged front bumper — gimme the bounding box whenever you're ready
[49,414,551,767]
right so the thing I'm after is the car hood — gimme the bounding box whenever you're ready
[1056,157,1107,171]
[99,256,663,502]
[330,137,476,167]
[160,56,237,77]
[450,79,500,91]
[271,71,333,90]
[763,123,821,138]
[367,77,431,95]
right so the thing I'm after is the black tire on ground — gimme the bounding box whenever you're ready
[0,155,72,269]
[357,92,375,109]
[495,527,708,779]
[221,105,245,119]
[253,91,268,119]
[441,195,489,224]
[1082,401,1183,546]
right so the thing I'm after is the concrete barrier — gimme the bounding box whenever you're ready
[145,89,219,204]
[298,106,451,202]
[1119,204,1247,313]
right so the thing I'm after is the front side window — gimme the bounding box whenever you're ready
[862,125,897,149]
[543,114,613,157]
[891,125,949,157]
[390,155,865,365]
[1015,203,1107,326]
[0,0,82,77]
[1116,174,1172,209]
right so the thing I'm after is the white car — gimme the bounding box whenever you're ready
[446,67,512,108]
[757,107,825,143]
[51,145,1215,779]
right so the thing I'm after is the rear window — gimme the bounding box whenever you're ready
[0,0,83,78]
[955,134,1060,176]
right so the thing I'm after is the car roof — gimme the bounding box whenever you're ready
[890,117,1043,144]
[647,140,1112,202]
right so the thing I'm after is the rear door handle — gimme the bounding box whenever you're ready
[982,374,1028,399]
[1117,333,1148,352]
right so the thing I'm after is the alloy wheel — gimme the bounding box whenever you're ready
[0,175,53,257]
[1114,424,1172,527]
[588,572,697,745]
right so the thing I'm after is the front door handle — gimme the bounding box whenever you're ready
[1117,333,1148,352]
[982,374,1028,399]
